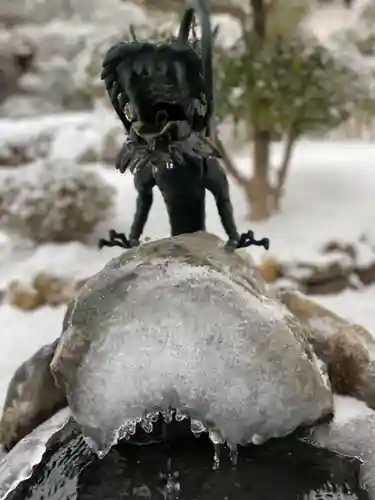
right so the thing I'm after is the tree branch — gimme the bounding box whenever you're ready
[208,131,249,186]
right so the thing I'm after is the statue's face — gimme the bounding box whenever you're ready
[102,42,208,144]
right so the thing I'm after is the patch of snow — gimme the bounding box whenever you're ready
[355,241,375,269]
[348,272,363,290]
[234,140,375,264]
[306,316,338,340]
[312,285,375,335]
[333,395,374,424]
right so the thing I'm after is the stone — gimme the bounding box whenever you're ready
[322,238,375,286]
[258,257,282,283]
[276,288,375,411]
[0,340,67,451]
[51,231,333,455]
[6,281,44,310]
[5,274,87,310]
[321,240,356,260]
[32,272,87,307]
[280,252,354,295]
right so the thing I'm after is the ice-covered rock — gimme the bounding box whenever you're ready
[277,288,375,411]
[0,407,73,500]
[51,231,333,456]
[0,340,67,451]
[308,397,375,500]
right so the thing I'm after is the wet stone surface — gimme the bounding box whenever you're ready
[2,417,369,500]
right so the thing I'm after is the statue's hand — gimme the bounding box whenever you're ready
[115,132,150,174]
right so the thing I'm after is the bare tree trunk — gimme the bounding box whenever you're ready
[247,129,271,219]
[251,0,266,38]
[272,129,297,211]
[246,0,273,220]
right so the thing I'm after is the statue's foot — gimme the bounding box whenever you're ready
[236,230,270,250]
[98,229,132,250]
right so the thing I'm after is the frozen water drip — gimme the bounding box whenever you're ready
[84,410,241,469]
[208,429,224,471]
[227,442,239,466]
[160,458,180,500]
[161,410,174,424]
[174,410,189,422]
[190,419,207,438]
[140,419,153,433]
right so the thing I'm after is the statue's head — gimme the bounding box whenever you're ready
[101,0,213,145]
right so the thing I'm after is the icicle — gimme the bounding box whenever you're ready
[175,409,188,422]
[118,418,138,439]
[161,410,173,424]
[160,459,180,499]
[133,485,151,499]
[144,411,159,423]
[190,419,207,437]
[118,428,127,440]
[127,420,137,435]
[227,442,238,466]
[208,429,224,471]
[251,434,264,445]
[163,472,180,499]
[141,419,154,433]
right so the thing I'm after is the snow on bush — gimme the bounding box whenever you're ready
[0,160,115,243]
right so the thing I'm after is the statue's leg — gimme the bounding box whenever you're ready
[127,190,154,246]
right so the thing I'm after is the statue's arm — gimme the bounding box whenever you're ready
[204,157,239,245]
[128,165,156,244]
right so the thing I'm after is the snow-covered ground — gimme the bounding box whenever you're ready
[0,113,375,411]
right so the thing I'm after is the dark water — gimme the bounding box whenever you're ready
[5,419,369,500]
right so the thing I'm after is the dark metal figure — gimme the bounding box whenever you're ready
[98,0,270,252]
